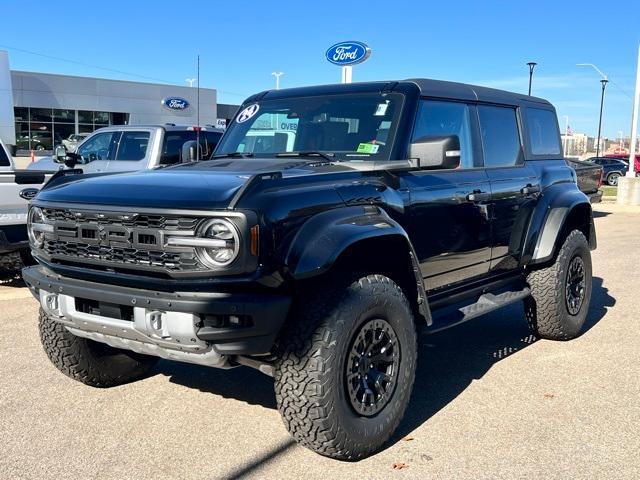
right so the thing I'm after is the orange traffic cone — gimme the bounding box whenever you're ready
[30,150,35,163]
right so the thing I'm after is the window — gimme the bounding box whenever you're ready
[525,108,561,155]
[77,131,120,162]
[412,100,475,169]
[114,131,150,161]
[160,130,223,164]
[478,106,522,167]
[217,93,403,161]
[0,142,10,167]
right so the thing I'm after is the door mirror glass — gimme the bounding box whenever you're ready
[54,145,67,163]
[409,135,460,169]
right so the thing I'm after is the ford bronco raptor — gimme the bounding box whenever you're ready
[23,79,595,460]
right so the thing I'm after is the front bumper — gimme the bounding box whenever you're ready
[23,265,291,358]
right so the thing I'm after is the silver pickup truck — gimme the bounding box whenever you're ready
[28,124,223,173]
[0,138,51,261]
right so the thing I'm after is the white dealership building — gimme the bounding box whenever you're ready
[0,50,234,155]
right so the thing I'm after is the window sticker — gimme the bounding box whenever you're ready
[374,102,389,116]
[237,104,260,123]
[356,143,380,154]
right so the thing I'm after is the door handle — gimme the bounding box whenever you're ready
[466,190,490,202]
[520,184,541,195]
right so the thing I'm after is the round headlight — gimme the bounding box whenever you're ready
[196,219,240,268]
[27,206,45,248]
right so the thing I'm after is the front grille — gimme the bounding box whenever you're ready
[39,208,206,274]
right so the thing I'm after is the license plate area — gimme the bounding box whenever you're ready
[75,297,134,321]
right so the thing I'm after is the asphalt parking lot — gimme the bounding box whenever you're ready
[0,203,638,480]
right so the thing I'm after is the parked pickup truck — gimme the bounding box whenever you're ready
[28,124,224,173]
[0,137,51,262]
[24,79,596,460]
[567,159,603,203]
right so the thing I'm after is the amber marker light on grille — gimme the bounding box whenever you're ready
[250,225,259,256]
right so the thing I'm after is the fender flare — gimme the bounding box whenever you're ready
[284,205,431,324]
[524,184,595,265]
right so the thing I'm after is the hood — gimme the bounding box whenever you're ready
[36,158,354,210]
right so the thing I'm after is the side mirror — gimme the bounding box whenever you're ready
[53,145,67,163]
[181,140,199,162]
[409,135,461,169]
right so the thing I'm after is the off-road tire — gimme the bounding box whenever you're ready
[38,308,158,387]
[274,274,417,461]
[525,230,592,340]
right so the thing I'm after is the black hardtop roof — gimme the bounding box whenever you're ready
[251,78,553,108]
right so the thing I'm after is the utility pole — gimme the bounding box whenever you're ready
[527,62,537,96]
[271,71,284,90]
[596,79,609,157]
[627,44,640,177]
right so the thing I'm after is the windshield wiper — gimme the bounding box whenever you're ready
[211,152,255,159]
[276,151,335,162]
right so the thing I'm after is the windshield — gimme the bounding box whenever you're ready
[216,93,404,161]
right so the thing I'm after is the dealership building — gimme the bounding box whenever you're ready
[0,50,236,155]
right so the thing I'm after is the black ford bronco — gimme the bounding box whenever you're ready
[23,79,595,460]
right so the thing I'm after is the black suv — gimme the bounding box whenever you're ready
[23,79,596,460]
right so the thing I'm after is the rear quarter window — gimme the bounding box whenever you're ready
[525,108,562,156]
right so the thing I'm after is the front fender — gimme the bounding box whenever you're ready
[522,184,594,265]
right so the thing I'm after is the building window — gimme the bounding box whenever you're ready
[13,108,129,155]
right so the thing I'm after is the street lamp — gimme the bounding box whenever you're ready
[527,62,537,96]
[596,79,609,157]
[271,71,284,90]
[185,78,196,87]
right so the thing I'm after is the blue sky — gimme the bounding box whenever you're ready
[1,0,638,138]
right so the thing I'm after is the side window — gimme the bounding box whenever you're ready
[478,106,522,167]
[76,132,120,162]
[412,100,474,169]
[524,108,561,155]
[0,143,10,167]
[114,131,150,161]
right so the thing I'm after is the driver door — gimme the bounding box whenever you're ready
[75,131,121,173]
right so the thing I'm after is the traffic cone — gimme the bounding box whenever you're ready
[30,150,35,163]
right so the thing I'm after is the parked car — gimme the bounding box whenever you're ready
[604,153,640,176]
[586,156,628,186]
[61,133,90,152]
[567,159,603,201]
[24,79,596,460]
[27,125,223,172]
[0,137,52,263]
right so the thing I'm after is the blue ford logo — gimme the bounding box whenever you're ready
[325,41,371,66]
[161,97,190,111]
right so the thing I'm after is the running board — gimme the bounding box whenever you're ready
[427,287,531,334]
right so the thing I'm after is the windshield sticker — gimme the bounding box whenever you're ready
[357,143,379,154]
[237,104,260,123]
[374,102,389,116]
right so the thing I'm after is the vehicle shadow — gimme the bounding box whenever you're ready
[0,253,25,288]
[391,275,613,443]
[592,209,611,218]
[156,277,613,457]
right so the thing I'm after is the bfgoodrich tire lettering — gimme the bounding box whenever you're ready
[38,308,158,387]
[525,230,592,340]
[274,274,417,461]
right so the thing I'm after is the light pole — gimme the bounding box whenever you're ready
[596,79,609,157]
[271,71,284,90]
[627,45,640,178]
[527,62,537,96]
[185,78,196,87]
[563,115,570,156]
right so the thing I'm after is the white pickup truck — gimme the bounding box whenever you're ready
[0,138,51,261]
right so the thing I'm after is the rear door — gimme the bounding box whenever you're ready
[105,129,156,172]
[479,105,539,274]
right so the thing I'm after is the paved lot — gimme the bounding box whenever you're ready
[0,203,638,480]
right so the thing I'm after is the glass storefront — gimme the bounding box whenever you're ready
[13,107,129,155]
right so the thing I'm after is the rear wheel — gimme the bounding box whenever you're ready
[39,309,158,387]
[525,230,592,340]
[274,274,417,460]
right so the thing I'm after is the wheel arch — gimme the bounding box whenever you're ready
[284,205,431,325]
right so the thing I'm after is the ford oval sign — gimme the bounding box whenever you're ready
[161,97,190,111]
[325,41,371,66]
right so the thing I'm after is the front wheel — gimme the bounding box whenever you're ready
[274,274,417,460]
[525,230,592,340]
[607,172,621,186]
